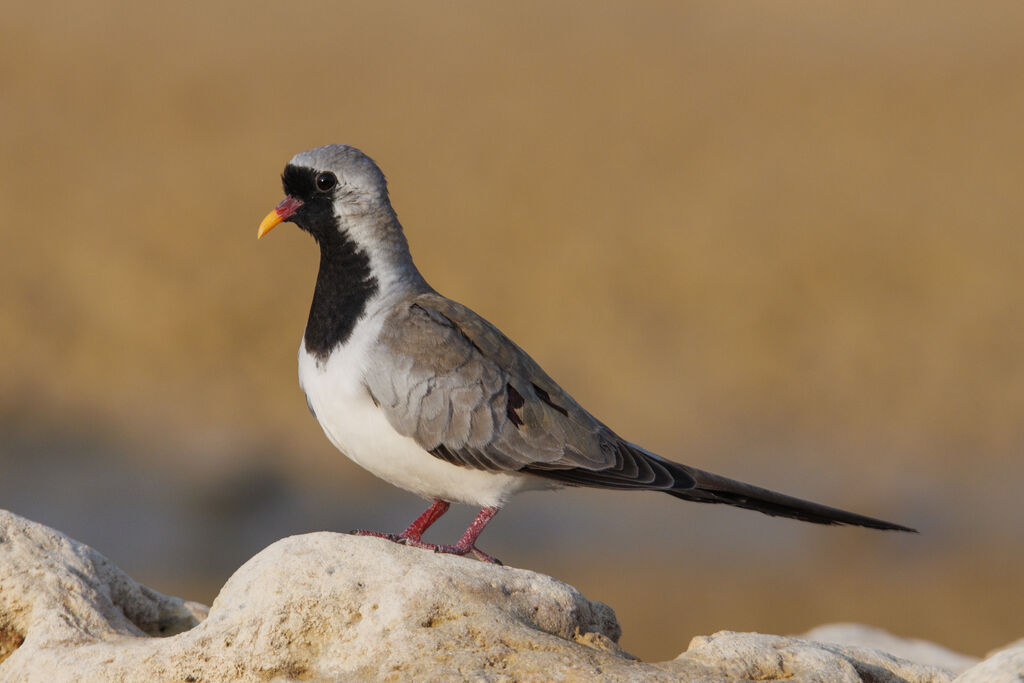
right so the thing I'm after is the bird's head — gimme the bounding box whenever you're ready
[257,144,392,241]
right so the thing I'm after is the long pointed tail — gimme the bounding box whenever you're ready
[669,461,916,532]
[523,439,917,532]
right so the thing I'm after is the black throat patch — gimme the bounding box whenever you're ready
[281,164,380,359]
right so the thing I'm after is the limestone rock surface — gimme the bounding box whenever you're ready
[0,509,1017,682]
[801,623,980,674]
[954,640,1024,683]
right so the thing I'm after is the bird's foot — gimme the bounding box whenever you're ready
[454,544,503,565]
[397,537,503,565]
[349,529,401,542]
[349,505,502,564]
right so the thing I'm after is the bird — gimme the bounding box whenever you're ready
[257,144,915,564]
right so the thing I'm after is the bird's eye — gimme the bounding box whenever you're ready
[315,172,338,192]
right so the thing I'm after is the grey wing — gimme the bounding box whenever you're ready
[364,293,690,490]
[361,295,916,533]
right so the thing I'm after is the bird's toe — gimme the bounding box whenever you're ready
[350,529,401,542]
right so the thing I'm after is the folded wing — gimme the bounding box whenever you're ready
[364,292,914,532]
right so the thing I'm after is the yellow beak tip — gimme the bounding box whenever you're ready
[257,210,284,239]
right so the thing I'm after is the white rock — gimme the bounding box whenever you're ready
[0,510,206,651]
[803,623,980,673]
[955,641,1024,683]
[0,509,658,681]
[0,508,1014,682]
[674,630,955,682]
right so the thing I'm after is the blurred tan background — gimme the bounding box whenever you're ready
[1,0,1022,661]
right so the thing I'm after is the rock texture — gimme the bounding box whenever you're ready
[954,640,1024,683]
[0,508,1020,682]
[801,623,981,674]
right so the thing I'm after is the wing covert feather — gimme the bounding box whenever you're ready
[364,293,611,472]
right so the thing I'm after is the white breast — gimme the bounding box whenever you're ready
[297,309,542,508]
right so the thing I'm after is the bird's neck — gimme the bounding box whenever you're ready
[304,224,380,360]
[304,210,429,361]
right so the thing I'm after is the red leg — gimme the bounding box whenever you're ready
[445,506,501,563]
[351,499,450,542]
[398,499,450,542]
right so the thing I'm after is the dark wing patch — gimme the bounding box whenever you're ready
[430,444,464,466]
[506,384,525,427]
[531,382,568,417]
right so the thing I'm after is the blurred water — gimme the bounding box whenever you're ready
[2,420,1014,581]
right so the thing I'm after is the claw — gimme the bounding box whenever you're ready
[432,542,503,565]
[470,547,503,565]
[350,529,400,542]
[347,503,503,564]
[384,535,503,564]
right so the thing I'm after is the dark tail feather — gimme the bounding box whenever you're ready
[522,439,916,532]
[669,463,917,532]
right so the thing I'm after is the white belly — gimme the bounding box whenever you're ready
[297,320,542,507]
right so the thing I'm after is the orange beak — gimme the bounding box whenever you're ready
[257,196,304,238]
